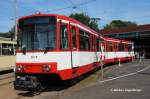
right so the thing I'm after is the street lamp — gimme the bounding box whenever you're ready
[14,0,18,41]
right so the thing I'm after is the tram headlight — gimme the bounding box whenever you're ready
[42,65,51,72]
[16,65,24,72]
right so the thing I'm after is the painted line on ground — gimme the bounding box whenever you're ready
[99,65,150,83]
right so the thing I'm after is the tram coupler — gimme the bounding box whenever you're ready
[14,75,44,91]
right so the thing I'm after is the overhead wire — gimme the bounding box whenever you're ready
[67,0,90,15]
[2,0,96,15]
[2,0,150,31]
[4,0,38,14]
[44,0,96,13]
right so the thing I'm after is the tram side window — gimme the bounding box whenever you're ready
[106,42,110,51]
[97,38,101,51]
[114,43,118,51]
[91,35,96,51]
[91,35,94,50]
[60,24,69,49]
[110,42,113,52]
[71,27,77,49]
[128,44,132,51]
[79,29,86,50]
[85,32,90,50]
[125,44,128,51]
[118,43,124,51]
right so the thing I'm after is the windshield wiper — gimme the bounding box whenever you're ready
[22,47,26,55]
[44,47,53,54]
[44,47,50,54]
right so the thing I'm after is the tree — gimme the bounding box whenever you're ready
[8,26,15,40]
[0,25,15,40]
[69,13,99,31]
[104,20,137,30]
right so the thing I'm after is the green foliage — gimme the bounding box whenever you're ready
[0,32,11,38]
[69,13,99,31]
[9,26,15,40]
[0,26,15,40]
[104,20,137,30]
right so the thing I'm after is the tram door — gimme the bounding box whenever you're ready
[69,24,78,69]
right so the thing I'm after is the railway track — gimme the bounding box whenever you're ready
[0,73,14,86]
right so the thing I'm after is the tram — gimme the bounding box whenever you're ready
[14,14,134,90]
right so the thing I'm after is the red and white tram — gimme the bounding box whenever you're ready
[14,14,134,90]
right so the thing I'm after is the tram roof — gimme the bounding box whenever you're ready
[19,13,100,36]
[105,37,133,44]
[18,14,132,44]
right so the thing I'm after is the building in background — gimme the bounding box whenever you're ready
[0,37,16,71]
[100,24,150,58]
[0,37,16,56]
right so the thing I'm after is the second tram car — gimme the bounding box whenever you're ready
[14,14,134,90]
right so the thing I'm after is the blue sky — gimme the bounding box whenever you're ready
[1,0,150,32]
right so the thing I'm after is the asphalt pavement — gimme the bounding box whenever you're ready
[0,59,150,99]
[59,59,150,99]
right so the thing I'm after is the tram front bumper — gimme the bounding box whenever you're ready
[14,76,41,91]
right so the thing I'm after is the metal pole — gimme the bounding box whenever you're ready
[13,44,15,55]
[118,58,121,66]
[100,43,105,81]
[14,0,18,41]
[0,43,2,56]
[101,59,103,80]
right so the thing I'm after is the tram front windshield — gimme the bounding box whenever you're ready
[18,16,56,51]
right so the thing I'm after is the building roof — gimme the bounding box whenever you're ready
[100,24,150,34]
[0,37,16,44]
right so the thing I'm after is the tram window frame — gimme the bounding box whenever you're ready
[79,29,86,50]
[71,26,77,50]
[124,44,128,51]
[19,16,57,51]
[118,43,124,51]
[84,32,90,51]
[106,42,110,51]
[96,38,101,52]
[93,36,97,51]
[128,44,132,51]
[90,35,93,51]
[109,42,113,52]
[114,43,118,51]
[60,23,69,50]
[91,35,96,51]
[79,29,90,51]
